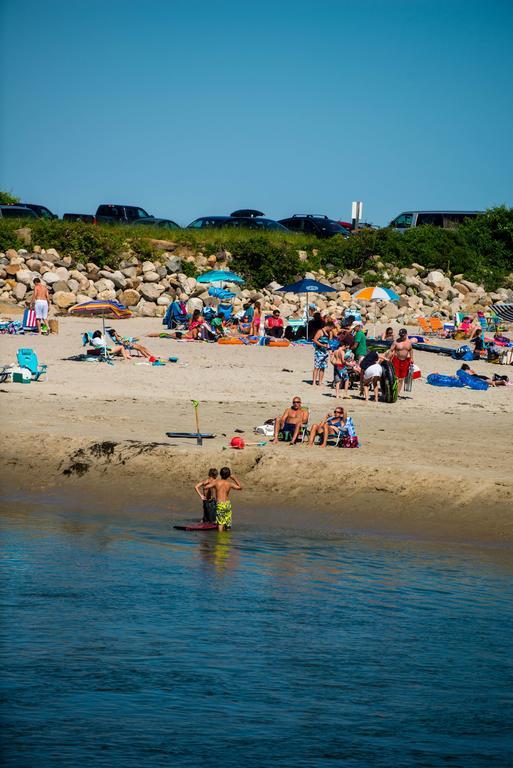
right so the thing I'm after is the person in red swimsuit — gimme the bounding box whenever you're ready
[388,328,414,394]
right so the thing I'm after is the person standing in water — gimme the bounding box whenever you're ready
[203,467,242,531]
[195,468,218,523]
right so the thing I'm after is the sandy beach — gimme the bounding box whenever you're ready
[1,315,513,544]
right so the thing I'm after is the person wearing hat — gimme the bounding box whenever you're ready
[351,321,367,362]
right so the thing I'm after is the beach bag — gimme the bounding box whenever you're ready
[254,421,275,438]
[340,435,359,448]
[451,344,473,361]
[22,308,37,330]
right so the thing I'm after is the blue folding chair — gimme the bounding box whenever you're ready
[16,348,47,380]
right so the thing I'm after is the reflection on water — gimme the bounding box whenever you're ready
[1,496,513,768]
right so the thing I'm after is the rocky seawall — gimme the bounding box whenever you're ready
[1,243,512,324]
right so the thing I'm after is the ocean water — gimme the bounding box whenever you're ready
[1,495,512,768]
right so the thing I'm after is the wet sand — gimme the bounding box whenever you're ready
[1,317,512,544]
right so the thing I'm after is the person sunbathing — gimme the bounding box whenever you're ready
[459,364,509,387]
[272,396,308,444]
[308,407,347,447]
[91,330,132,360]
[108,328,161,360]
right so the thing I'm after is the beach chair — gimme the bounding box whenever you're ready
[81,332,112,363]
[428,317,446,336]
[16,348,47,381]
[417,317,434,336]
[278,408,309,444]
[217,303,234,322]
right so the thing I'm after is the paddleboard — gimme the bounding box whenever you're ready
[174,522,218,531]
[166,432,216,439]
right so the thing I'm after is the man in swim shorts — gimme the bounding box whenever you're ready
[388,328,414,394]
[31,278,50,334]
[203,467,242,531]
[272,396,308,444]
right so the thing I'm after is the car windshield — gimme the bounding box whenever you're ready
[391,213,413,228]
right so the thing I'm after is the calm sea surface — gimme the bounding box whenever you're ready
[1,492,512,768]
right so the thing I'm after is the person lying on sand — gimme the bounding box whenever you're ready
[202,467,242,531]
[107,328,162,361]
[459,364,509,387]
[91,330,132,360]
[308,407,347,447]
[272,396,309,444]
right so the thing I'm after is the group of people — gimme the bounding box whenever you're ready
[272,396,356,448]
[310,317,414,402]
[194,467,242,531]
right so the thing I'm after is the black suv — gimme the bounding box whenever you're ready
[95,204,152,224]
[0,205,38,219]
[278,215,349,238]
[1,202,57,219]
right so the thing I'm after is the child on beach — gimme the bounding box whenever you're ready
[195,468,218,523]
[202,467,242,531]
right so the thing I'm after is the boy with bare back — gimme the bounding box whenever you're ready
[194,467,218,523]
[202,467,242,531]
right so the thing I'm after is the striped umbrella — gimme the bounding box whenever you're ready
[352,286,400,301]
[68,299,132,319]
[490,303,513,324]
[352,286,401,336]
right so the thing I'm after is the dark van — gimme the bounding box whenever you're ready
[389,210,481,230]
[95,204,152,224]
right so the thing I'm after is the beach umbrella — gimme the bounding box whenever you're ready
[277,278,337,339]
[490,303,513,324]
[197,270,244,284]
[351,286,401,336]
[68,300,132,350]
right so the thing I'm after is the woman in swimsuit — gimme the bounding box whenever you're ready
[308,407,347,448]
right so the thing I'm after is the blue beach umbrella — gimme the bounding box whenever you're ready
[197,270,244,284]
[278,278,336,339]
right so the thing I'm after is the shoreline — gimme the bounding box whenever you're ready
[1,317,512,546]
[2,433,513,546]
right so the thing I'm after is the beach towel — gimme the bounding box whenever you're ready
[22,309,37,330]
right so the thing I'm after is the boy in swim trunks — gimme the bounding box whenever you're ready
[203,467,242,531]
[31,278,50,334]
[195,467,218,523]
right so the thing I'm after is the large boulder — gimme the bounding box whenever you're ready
[164,255,182,273]
[121,266,138,279]
[136,299,157,317]
[53,280,70,293]
[67,278,80,294]
[119,289,141,307]
[186,297,203,313]
[143,270,160,283]
[52,291,76,309]
[42,271,60,285]
[141,261,156,273]
[14,283,27,301]
[139,283,164,301]
[94,277,115,293]
[54,266,70,281]
[15,269,35,285]
[97,289,117,301]
[426,270,447,289]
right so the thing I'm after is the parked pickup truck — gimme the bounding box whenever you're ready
[95,204,152,224]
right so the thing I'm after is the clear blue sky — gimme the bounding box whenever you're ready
[1,0,512,226]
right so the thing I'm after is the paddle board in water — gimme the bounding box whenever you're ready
[174,522,218,531]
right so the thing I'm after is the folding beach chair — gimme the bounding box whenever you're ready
[428,317,446,336]
[417,317,433,336]
[81,332,113,364]
[16,348,47,381]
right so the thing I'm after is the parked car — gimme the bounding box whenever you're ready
[187,215,288,231]
[278,214,349,238]
[187,216,232,229]
[0,205,38,219]
[63,213,96,223]
[17,203,58,219]
[389,210,482,230]
[95,204,152,224]
[230,208,264,218]
[133,217,180,229]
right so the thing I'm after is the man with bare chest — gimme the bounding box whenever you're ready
[388,328,414,394]
[31,278,50,334]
